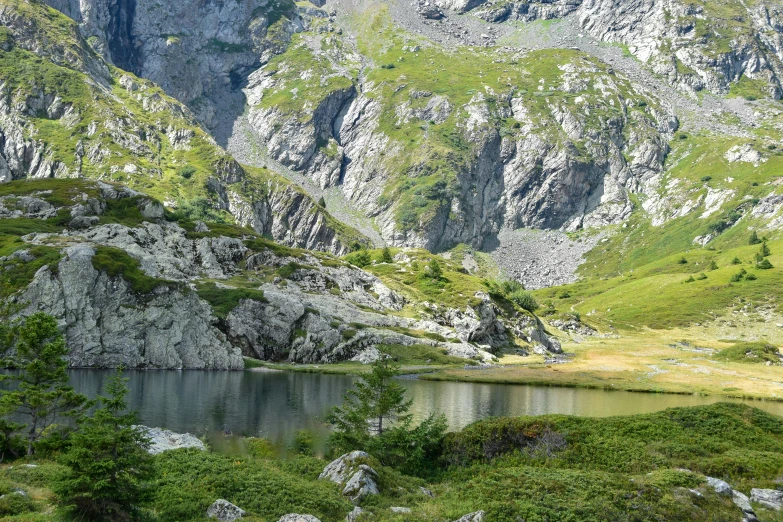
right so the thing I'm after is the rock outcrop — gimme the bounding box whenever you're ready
[207,500,246,522]
[319,451,381,501]
[138,426,207,454]
[20,245,244,369]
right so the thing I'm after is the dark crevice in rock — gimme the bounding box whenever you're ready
[107,0,141,75]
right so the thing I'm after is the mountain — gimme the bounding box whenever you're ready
[1,0,782,370]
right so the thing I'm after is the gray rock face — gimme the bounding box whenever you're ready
[138,426,207,454]
[446,0,783,99]
[454,512,486,522]
[19,244,243,369]
[207,500,246,522]
[751,488,783,511]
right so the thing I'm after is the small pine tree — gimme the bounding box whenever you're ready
[749,231,761,245]
[709,260,719,271]
[760,241,771,257]
[427,259,443,280]
[684,276,695,283]
[731,257,742,265]
[381,246,394,264]
[327,357,412,440]
[758,258,774,270]
[677,256,688,264]
[0,313,89,455]
[54,369,154,521]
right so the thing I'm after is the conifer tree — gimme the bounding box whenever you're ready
[55,369,154,521]
[0,313,88,455]
[327,357,412,439]
[381,246,394,263]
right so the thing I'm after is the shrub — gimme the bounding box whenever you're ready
[731,257,742,265]
[177,165,197,179]
[677,256,688,264]
[709,260,719,271]
[684,276,695,283]
[380,246,393,263]
[0,491,35,516]
[426,259,443,280]
[745,273,758,280]
[701,176,712,182]
[172,197,228,224]
[715,342,781,364]
[346,249,371,268]
[697,273,708,280]
[749,231,761,245]
[758,258,774,269]
[509,290,539,312]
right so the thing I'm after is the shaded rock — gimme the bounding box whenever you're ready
[207,499,245,521]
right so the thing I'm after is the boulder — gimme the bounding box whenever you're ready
[454,512,486,522]
[732,491,758,522]
[751,488,783,510]
[277,516,322,522]
[319,451,380,501]
[346,506,368,522]
[390,507,411,513]
[342,466,380,499]
[706,477,732,496]
[207,499,245,521]
[137,426,206,454]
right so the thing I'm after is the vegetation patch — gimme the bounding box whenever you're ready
[714,342,782,364]
[196,283,267,319]
[91,246,171,295]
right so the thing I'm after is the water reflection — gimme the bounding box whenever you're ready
[67,369,783,445]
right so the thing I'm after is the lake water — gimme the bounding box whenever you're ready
[67,369,783,445]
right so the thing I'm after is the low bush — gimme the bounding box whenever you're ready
[715,342,781,364]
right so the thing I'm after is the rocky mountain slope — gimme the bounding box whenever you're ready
[2,0,783,368]
[1,179,558,368]
[0,0,366,255]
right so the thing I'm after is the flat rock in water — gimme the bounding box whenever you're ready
[207,499,245,521]
[136,425,206,454]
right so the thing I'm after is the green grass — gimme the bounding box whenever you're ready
[91,246,171,295]
[1,246,63,292]
[536,238,783,330]
[196,283,267,319]
[714,342,782,364]
[4,404,783,521]
[380,343,467,365]
[151,449,351,522]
